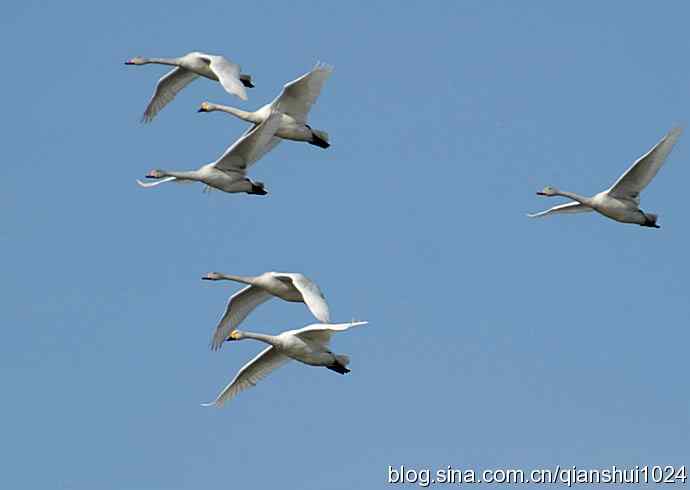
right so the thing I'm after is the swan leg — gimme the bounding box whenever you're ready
[247,181,268,195]
[639,210,660,228]
[325,362,350,375]
[309,136,330,149]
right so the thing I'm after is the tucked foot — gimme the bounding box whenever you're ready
[326,362,350,375]
[247,181,268,195]
[240,75,254,88]
[309,136,330,149]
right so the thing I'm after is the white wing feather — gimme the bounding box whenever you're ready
[136,177,178,188]
[202,346,290,407]
[142,67,198,123]
[527,202,593,218]
[211,110,282,174]
[269,62,332,123]
[208,56,248,101]
[274,273,330,323]
[292,321,368,345]
[210,286,274,351]
[607,126,683,200]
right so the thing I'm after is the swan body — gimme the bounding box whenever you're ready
[197,62,332,148]
[202,271,331,350]
[529,127,682,227]
[136,109,282,194]
[202,321,368,407]
[125,51,253,122]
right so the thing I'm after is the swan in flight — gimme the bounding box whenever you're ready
[125,51,253,122]
[202,271,331,351]
[202,321,368,407]
[529,126,683,227]
[197,62,332,149]
[136,109,281,194]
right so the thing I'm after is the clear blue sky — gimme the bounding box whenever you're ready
[2,1,688,488]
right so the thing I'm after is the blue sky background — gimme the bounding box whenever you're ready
[1,1,689,488]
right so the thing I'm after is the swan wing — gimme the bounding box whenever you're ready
[527,201,593,218]
[136,176,178,188]
[202,346,290,407]
[142,67,198,123]
[269,62,332,123]
[212,110,282,174]
[210,286,274,351]
[208,55,248,101]
[292,321,368,345]
[273,273,330,323]
[607,126,683,200]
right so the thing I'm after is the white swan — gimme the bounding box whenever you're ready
[136,109,281,194]
[529,126,683,227]
[125,51,253,122]
[197,62,332,149]
[202,271,331,351]
[202,321,368,407]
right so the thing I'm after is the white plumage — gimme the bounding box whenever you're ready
[202,321,368,407]
[202,271,331,350]
[529,126,682,227]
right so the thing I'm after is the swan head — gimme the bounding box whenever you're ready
[202,272,224,281]
[146,169,165,179]
[197,102,215,113]
[227,330,243,341]
[536,185,559,196]
[125,56,147,65]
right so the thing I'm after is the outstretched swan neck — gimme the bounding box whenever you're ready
[218,273,256,285]
[209,104,261,124]
[160,169,201,181]
[556,190,593,207]
[238,331,279,346]
[144,57,180,66]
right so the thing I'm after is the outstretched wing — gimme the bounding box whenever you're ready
[607,126,683,201]
[210,286,273,351]
[136,176,178,188]
[292,321,368,346]
[273,273,330,323]
[527,202,594,218]
[208,55,248,101]
[142,67,198,123]
[202,346,290,407]
[211,110,282,174]
[269,62,332,123]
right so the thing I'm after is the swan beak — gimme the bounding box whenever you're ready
[201,275,213,280]
[124,60,134,65]
[197,107,206,113]
[536,192,546,196]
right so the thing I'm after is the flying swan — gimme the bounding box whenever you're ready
[197,62,332,149]
[136,109,281,194]
[125,51,253,122]
[202,271,331,350]
[202,321,368,407]
[529,126,683,227]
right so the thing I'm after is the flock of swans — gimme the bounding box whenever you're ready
[126,50,684,408]
[127,51,361,407]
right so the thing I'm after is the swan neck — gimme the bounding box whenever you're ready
[556,190,591,206]
[213,105,259,123]
[241,331,278,346]
[145,57,180,66]
[163,170,200,181]
[218,274,255,285]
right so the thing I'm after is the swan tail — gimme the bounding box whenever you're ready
[335,354,350,367]
[642,212,660,228]
[326,354,351,375]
